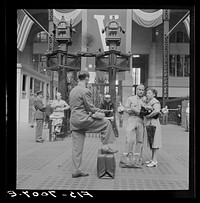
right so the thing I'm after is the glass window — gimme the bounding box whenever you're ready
[34,79,40,93]
[183,32,189,43]
[184,55,190,77]
[132,68,141,85]
[177,31,184,43]
[41,82,44,93]
[170,55,176,76]
[30,77,33,93]
[177,55,183,76]
[22,75,27,91]
[169,33,176,43]
[170,54,190,77]
[33,54,39,71]
[170,31,189,43]
[46,83,49,99]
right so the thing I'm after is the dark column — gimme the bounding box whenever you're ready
[48,9,54,100]
[163,9,170,107]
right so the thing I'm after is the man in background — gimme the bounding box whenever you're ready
[100,93,119,137]
[34,90,46,143]
[162,106,169,125]
[185,102,189,132]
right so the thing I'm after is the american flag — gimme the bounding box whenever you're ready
[183,15,190,38]
[17,9,34,52]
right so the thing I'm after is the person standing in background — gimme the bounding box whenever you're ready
[162,106,169,125]
[100,93,119,137]
[34,90,46,143]
[176,105,182,126]
[117,101,124,128]
[50,92,70,134]
[185,102,189,132]
[30,100,36,128]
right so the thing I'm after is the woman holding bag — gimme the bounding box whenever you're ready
[144,88,162,167]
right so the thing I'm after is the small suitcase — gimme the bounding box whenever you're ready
[97,149,116,179]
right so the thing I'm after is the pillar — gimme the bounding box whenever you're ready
[17,64,22,123]
[48,9,54,100]
[26,75,30,99]
[148,43,157,87]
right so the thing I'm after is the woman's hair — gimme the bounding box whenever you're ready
[78,71,90,80]
[146,88,158,98]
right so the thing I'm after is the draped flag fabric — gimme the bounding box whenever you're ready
[17,9,34,52]
[132,9,163,28]
[53,9,82,27]
[183,15,190,38]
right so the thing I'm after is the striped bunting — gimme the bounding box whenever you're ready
[17,9,34,52]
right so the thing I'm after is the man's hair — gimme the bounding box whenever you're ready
[136,83,145,90]
[56,92,62,98]
[78,71,90,81]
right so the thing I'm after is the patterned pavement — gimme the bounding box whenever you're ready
[16,120,191,192]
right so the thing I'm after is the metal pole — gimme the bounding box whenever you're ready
[48,9,54,100]
[162,9,170,107]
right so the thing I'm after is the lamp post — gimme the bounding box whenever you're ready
[96,15,129,109]
[45,15,80,137]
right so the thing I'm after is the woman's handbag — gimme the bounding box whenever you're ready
[146,121,156,149]
[91,112,105,119]
[140,106,151,117]
[119,152,142,168]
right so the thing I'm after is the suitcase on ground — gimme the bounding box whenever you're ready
[97,149,116,179]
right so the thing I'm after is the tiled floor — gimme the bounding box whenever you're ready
[17,124,189,190]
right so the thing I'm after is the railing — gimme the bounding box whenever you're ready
[159,109,178,124]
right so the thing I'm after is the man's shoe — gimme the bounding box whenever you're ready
[101,147,118,154]
[72,172,89,178]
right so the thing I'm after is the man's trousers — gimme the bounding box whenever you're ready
[35,119,44,141]
[71,119,116,174]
